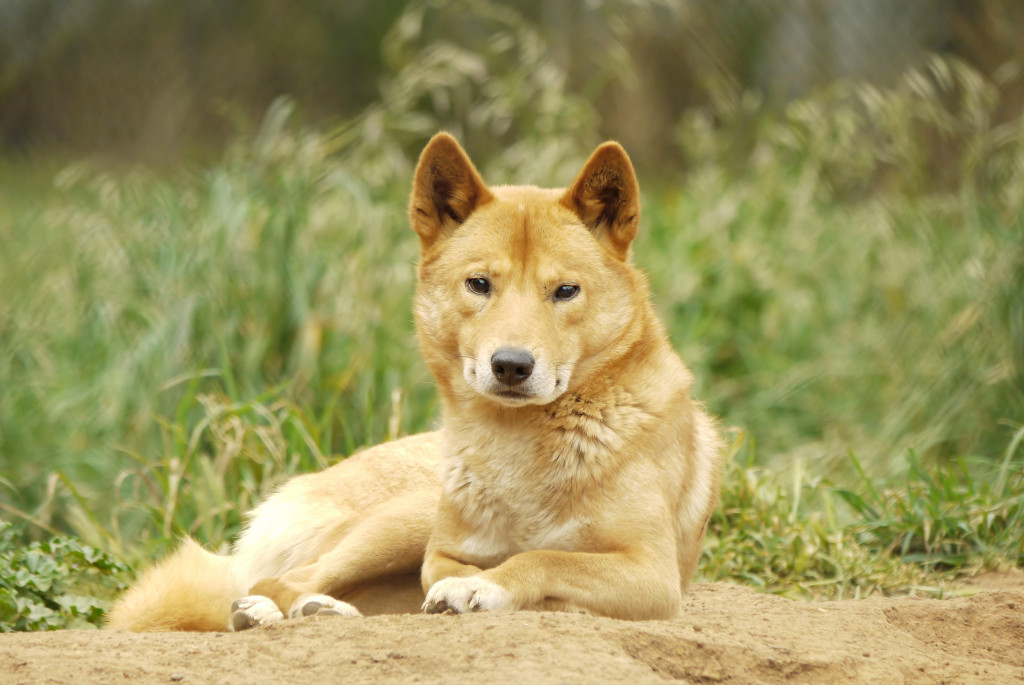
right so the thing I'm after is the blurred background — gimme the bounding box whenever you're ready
[2,0,1023,165]
[0,0,1021,566]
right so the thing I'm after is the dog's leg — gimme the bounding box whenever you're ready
[242,489,437,622]
[422,548,682,620]
[421,551,482,585]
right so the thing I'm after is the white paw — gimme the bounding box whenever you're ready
[422,576,512,614]
[229,595,284,631]
[288,594,362,620]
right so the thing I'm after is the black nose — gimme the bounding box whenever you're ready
[491,348,535,386]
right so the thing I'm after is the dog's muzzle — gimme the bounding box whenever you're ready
[463,345,567,406]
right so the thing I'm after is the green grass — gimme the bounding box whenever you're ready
[702,429,1023,600]
[0,56,1022,629]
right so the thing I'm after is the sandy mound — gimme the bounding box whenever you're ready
[2,581,1021,684]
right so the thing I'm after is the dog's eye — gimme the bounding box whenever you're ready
[554,284,580,301]
[466,277,491,295]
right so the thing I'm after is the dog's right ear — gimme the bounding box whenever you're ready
[409,133,493,249]
[559,142,640,261]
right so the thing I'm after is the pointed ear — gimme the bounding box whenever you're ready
[409,133,493,249]
[559,142,640,260]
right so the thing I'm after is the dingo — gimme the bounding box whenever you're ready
[106,134,722,631]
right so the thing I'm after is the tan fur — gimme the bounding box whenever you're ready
[414,134,722,620]
[106,433,442,631]
[106,134,722,632]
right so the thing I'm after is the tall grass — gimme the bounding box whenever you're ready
[1,101,436,545]
[0,52,1021,590]
[652,57,1024,476]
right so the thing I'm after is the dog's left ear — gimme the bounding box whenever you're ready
[410,133,494,250]
[559,142,641,261]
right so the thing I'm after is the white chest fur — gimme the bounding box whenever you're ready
[441,449,591,567]
[438,382,658,568]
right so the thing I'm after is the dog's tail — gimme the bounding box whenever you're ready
[105,538,244,632]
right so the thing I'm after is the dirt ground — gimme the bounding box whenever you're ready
[2,575,1022,684]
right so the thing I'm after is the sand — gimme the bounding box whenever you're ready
[2,576,1021,684]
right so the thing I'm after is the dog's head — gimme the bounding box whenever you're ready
[410,133,646,408]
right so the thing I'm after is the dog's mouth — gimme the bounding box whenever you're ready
[490,388,536,404]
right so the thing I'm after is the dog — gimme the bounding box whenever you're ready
[105,133,722,632]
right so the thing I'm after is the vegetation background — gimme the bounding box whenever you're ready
[0,0,1021,630]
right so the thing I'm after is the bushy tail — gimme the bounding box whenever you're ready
[105,538,244,632]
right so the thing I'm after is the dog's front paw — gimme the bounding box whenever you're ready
[288,594,362,620]
[422,576,512,614]
[229,595,284,631]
